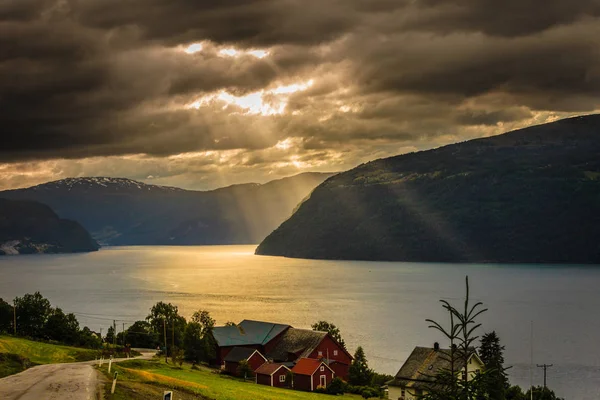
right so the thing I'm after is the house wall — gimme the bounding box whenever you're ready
[248,352,267,373]
[294,374,313,391]
[256,373,272,386]
[388,385,403,400]
[467,355,484,379]
[308,335,352,365]
[311,368,334,390]
[273,368,290,388]
[387,386,427,400]
[217,345,261,366]
[224,360,239,376]
[307,335,351,380]
[329,362,349,381]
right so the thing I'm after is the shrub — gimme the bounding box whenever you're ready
[315,386,328,394]
[327,377,346,395]
[360,387,380,399]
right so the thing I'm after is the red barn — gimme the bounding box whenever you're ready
[211,320,352,380]
[266,328,353,380]
[255,363,292,388]
[223,347,267,377]
[292,358,335,392]
[211,320,290,366]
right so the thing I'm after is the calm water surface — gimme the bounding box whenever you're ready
[1,246,599,399]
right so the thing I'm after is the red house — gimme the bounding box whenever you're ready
[223,347,267,377]
[291,358,335,392]
[211,320,353,381]
[255,363,292,388]
[265,328,353,380]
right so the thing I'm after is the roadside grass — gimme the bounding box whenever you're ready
[103,379,202,400]
[0,353,29,378]
[0,335,99,369]
[102,358,363,400]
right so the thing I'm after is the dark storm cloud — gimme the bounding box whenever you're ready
[346,23,600,109]
[397,0,600,37]
[1,0,600,168]
[77,0,357,46]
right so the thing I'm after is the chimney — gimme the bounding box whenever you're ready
[434,342,440,351]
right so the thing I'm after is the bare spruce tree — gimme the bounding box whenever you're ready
[424,276,488,400]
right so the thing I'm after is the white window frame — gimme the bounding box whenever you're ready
[333,350,338,356]
[279,374,286,383]
[318,351,323,357]
[320,366,325,371]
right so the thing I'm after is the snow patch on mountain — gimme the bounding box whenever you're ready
[30,177,184,192]
[0,240,20,255]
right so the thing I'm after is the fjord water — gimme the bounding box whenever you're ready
[1,246,599,399]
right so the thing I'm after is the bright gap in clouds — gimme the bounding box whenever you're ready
[188,80,314,116]
[183,42,269,59]
[219,48,270,59]
[185,43,204,54]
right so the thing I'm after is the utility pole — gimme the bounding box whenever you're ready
[13,301,16,335]
[537,364,553,389]
[163,318,168,363]
[113,320,116,346]
[122,323,125,346]
[530,321,533,400]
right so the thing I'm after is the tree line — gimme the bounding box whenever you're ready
[1,281,566,400]
[0,292,101,349]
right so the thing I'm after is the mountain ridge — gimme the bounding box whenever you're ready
[0,172,335,246]
[256,114,600,263]
[0,198,99,255]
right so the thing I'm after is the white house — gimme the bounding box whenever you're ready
[386,343,484,400]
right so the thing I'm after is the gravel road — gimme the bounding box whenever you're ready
[0,351,155,400]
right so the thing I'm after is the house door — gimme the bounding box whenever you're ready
[320,375,327,387]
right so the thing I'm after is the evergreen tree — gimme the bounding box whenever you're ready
[105,325,115,344]
[349,346,373,386]
[424,276,488,400]
[479,331,508,400]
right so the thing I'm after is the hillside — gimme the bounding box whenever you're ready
[0,335,98,378]
[0,199,99,255]
[0,173,334,246]
[256,115,600,263]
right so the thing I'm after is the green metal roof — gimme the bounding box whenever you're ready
[212,320,290,347]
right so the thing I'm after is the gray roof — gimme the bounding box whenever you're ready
[223,347,264,363]
[212,320,290,347]
[266,328,327,362]
[388,346,479,389]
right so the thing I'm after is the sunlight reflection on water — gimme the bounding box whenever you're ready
[1,245,599,399]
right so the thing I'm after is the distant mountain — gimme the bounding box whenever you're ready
[0,173,334,246]
[0,199,99,255]
[256,115,600,263]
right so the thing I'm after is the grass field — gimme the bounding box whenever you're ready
[102,358,364,400]
[0,335,99,377]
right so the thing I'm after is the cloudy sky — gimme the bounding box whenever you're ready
[1,0,599,190]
